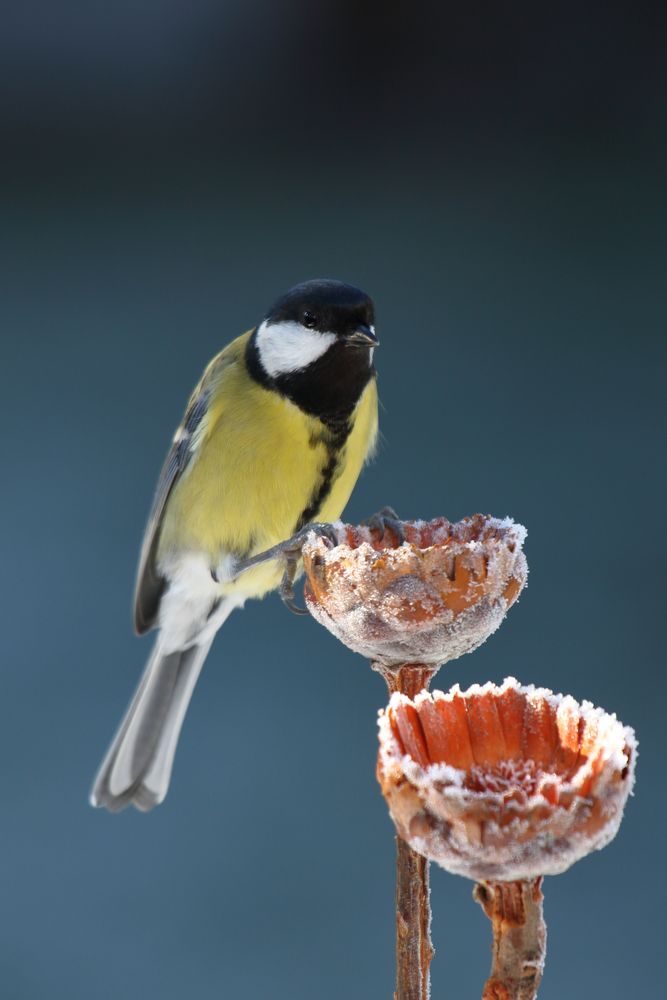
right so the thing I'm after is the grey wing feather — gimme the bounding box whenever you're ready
[133,388,210,635]
[131,338,246,635]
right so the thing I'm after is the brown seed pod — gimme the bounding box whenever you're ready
[302,515,528,669]
[377,678,636,881]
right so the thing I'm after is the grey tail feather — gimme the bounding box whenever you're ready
[90,637,213,813]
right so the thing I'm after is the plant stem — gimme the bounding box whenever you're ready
[375,663,437,700]
[473,878,546,1000]
[376,662,437,1000]
[394,834,433,1000]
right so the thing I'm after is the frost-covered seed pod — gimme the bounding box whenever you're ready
[302,515,528,669]
[377,677,636,881]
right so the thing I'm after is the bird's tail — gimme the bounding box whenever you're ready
[90,637,213,812]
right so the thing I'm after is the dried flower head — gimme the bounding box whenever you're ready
[303,515,527,669]
[377,678,636,881]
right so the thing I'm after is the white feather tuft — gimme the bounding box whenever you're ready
[255,319,336,377]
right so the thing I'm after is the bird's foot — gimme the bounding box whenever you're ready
[277,522,341,615]
[279,555,307,616]
[233,522,340,615]
[362,505,406,545]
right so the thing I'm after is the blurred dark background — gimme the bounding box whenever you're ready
[2,2,665,998]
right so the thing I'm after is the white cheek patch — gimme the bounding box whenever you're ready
[256,319,336,377]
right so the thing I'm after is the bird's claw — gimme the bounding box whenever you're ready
[233,522,341,615]
[278,522,340,614]
[363,505,406,545]
[279,559,309,616]
[283,521,340,555]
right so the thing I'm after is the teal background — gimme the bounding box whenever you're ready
[1,3,665,997]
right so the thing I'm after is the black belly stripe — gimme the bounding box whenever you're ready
[245,329,373,533]
[295,421,351,530]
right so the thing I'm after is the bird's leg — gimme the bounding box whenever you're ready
[234,522,340,575]
[363,505,406,545]
[232,522,340,614]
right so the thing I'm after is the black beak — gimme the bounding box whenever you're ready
[346,324,379,347]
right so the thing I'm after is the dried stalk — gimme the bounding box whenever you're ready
[376,663,436,1000]
[474,878,546,1000]
[394,835,433,1000]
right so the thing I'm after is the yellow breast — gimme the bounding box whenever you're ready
[158,337,378,598]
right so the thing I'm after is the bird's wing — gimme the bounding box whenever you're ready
[133,335,249,634]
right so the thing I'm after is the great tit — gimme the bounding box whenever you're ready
[91,279,379,812]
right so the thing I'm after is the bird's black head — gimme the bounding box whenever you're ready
[246,279,378,429]
[264,279,377,346]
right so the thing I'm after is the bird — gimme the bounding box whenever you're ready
[90,279,380,812]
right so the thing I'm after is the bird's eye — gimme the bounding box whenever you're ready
[302,311,317,329]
